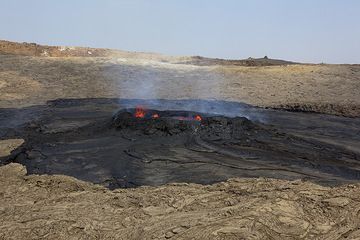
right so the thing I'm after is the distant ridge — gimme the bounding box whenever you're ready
[0,39,297,66]
[180,55,296,66]
[0,39,115,57]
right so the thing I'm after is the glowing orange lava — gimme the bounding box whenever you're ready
[152,113,160,119]
[135,106,146,118]
[194,115,202,121]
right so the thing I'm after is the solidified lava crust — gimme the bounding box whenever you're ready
[112,108,255,137]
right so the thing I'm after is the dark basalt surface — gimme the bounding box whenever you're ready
[113,109,204,135]
[113,109,257,139]
[2,98,360,189]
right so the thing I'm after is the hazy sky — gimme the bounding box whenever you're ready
[1,0,359,63]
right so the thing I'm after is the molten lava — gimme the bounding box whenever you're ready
[194,115,202,121]
[133,107,201,122]
[135,106,146,118]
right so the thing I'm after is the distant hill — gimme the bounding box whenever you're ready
[181,55,296,66]
[0,39,297,66]
[0,40,114,57]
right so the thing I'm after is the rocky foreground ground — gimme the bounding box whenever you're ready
[1,163,360,239]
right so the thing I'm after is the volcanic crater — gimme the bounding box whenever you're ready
[2,99,360,189]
